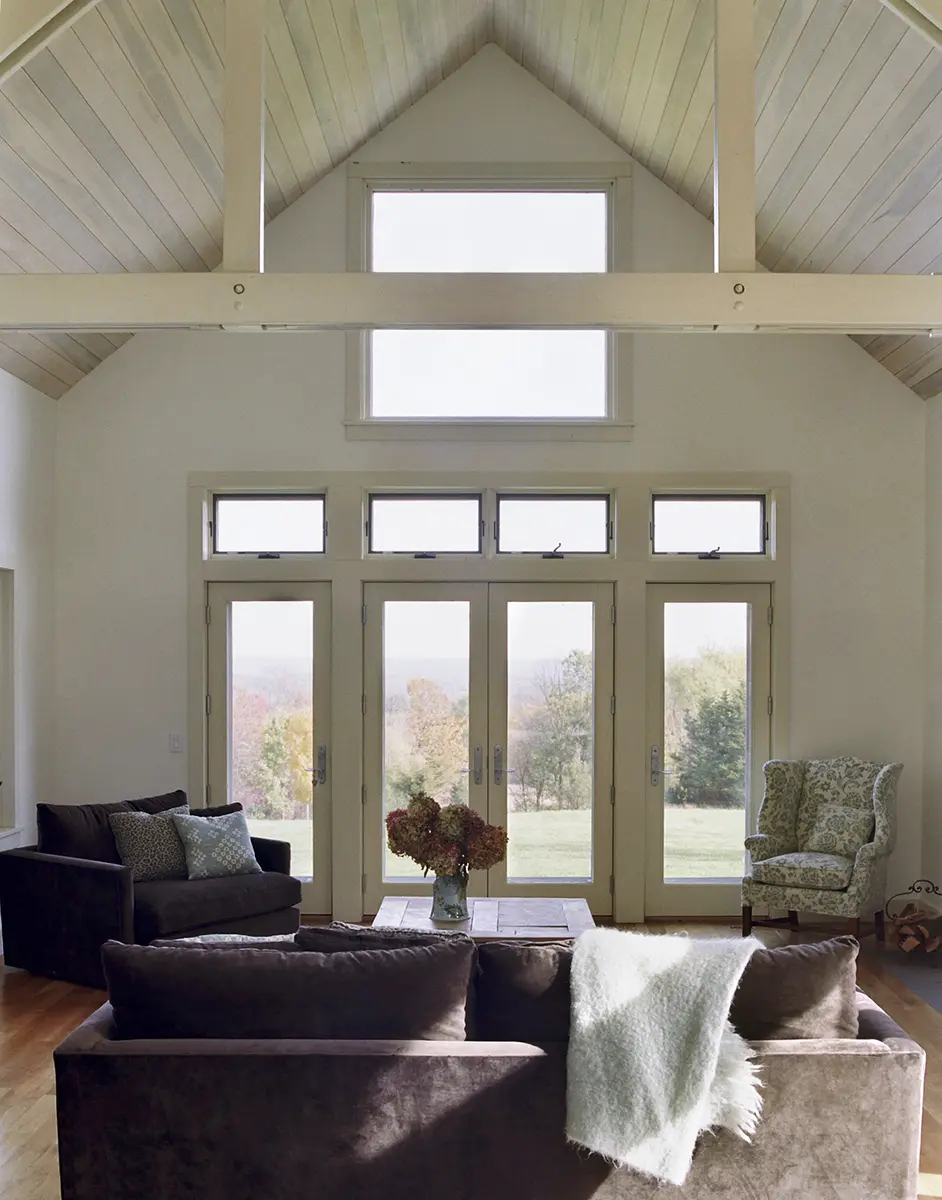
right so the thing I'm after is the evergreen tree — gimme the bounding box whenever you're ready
[670,682,747,808]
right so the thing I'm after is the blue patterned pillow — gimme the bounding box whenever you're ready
[171,811,262,880]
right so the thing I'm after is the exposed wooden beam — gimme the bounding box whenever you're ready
[1,272,941,334]
[713,0,756,272]
[0,0,101,85]
[222,0,265,274]
[880,0,942,49]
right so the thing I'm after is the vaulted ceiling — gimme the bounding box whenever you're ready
[0,0,941,400]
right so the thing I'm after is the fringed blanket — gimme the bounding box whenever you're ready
[566,928,762,1186]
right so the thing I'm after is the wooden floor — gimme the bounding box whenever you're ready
[3,923,942,1199]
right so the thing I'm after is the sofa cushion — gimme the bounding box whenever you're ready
[750,851,854,890]
[36,791,188,863]
[730,935,860,1040]
[803,804,874,857]
[295,921,475,952]
[172,810,262,880]
[133,872,301,942]
[475,941,572,1042]
[101,940,476,1040]
[109,806,190,882]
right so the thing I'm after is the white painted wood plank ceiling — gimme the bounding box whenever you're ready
[0,0,940,400]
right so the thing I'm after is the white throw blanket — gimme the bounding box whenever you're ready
[567,928,762,1186]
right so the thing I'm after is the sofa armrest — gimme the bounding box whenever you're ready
[744,833,790,863]
[251,837,291,875]
[0,849,132,988]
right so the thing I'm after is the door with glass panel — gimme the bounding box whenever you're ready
[362,582,614,914]
[207,582,331,913]
[645,584,772,917]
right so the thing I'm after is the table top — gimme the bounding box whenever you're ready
[372,896,595,941]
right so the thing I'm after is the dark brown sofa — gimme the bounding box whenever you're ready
[54,943,925,1200]
[0,791,301,988]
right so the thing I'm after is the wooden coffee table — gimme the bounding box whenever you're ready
[372,896,595,941]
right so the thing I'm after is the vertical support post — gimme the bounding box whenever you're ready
[713,0,755,273]
[223,0,265,274]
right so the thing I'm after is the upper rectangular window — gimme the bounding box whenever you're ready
[213,496,325,554]
[362,181,615,425]
[368,495,482,554]
[497,495,611,554]
[652,495,767,556]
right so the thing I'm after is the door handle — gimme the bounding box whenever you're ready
[493,746,516,786]
[459,746,484,786]
[315,743,327,786]
[650,744,673,787]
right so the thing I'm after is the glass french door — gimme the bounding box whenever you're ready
[645,584,772,917]
[207,582,331,912]
[362,582,614,915]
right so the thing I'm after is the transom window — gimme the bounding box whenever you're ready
[651,496,767,556]
[213,495,326,555]
[368,495,482,555]
[497,495,611,554]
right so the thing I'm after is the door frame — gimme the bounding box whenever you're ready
[206,581,332,913]
[644,583,772,918]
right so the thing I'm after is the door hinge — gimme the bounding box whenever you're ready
[610,783,616,806]
[611,604,616,625]
[767,605,774,626]
[205,604,211,625]
[767,695,774,716]
[609,874,615,896]
[361,603,367,625]
[361,693,367,716]
[361,784,367,806]
[205,694,211,716]
[610,695,616,715]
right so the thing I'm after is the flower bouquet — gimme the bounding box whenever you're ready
[385,792,508,921]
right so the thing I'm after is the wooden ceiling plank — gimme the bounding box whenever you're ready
[856,170,942,275]
[824,108,942,272]
[771,31,931,271]
[0,246,24,271]
[568,0,603,118]
[583,0,629,128]
[333,0,383,140]
[913,363,942,399]
[115,0,225,209]
[0,92,150,272]
[263,0,332,168]
[471,0,491,54]
[58,328,117,358]
[713,0,756,273]
[866,332,915,360]
[0,205,61,271]
[522,0,544,80]
[635,0,700,175]
[375,0,413,114]
[596,0,646,138]
[646,0,712,181]
[895,339,942,383]
[759,8,907,262]
[754,0,817,122]
[27,329,101,372]
[878,334,924,373]
[221,0,265,273]
[451,0,478,71]
[617,1,672,155]
[550,0,582,102]
[0,170,95,270]
[393,0,428,105]
[69,10,222,250]
[788,45,942,272]
[755,2,881,220]
[903,344,942,387]
[280,0,346,162]
[2,67,183,270]
[0,337,69,397]
[418,0,448,89]
[351,0,394,124]
[496,0,524,68]
[1,329,86,385]
[0,0,103,86]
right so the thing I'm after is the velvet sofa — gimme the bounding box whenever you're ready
[54,937,925,1200]
[0,791,301,988]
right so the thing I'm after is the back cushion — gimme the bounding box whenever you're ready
[101,940,475,1041]
[295,921,475,953]
[730,936,860,1040]
[475,942,573,1042]
[37,791,188,863]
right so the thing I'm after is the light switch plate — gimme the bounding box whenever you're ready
[169,733,184,754]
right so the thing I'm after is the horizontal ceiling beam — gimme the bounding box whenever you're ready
[0,0,102,84]
[1,272,941,334]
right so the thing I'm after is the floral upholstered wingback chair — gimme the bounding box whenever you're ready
[741,756,903,938]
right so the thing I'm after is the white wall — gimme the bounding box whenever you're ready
[0,366,56,846]
[55,47,927,894]
[926,398,942,880]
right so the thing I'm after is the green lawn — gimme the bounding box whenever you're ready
[249,807,746,885]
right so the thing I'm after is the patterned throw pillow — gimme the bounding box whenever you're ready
[108,805,190,882]
[803,804,874,857]
[171,810,262,880]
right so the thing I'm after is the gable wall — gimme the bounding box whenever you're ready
[54,48,927,896]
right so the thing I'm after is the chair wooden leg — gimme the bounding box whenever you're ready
[849,917,861,939]
[742,905,752,936]
[875,909,885,942]
[788,910,799,931]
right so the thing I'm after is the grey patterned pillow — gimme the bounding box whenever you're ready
[109,805,190,882]
[804,804,874,857]
[171,810,262,880]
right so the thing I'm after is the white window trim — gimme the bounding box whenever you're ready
[344,162,634,442]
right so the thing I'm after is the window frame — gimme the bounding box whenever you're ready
[211,492,328,557]
[345,162,634,441]
[650,493,770,558]
[495,492,614,556]
[366,492,484,556]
